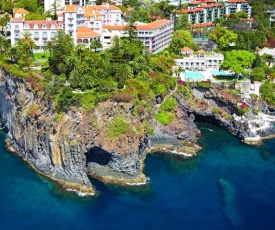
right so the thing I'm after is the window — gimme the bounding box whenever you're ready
[42,32,47,38]
[34,32,39,38]
[51,32,56,38]
[42,24,47,29]
[15,25,19,30]
[33,24,38,29]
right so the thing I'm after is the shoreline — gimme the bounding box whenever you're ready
[5,140,96,196]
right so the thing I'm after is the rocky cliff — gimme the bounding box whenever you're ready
[0,69,153,194]
[2,68,274,195]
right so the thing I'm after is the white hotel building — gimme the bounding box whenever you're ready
[102,20,174,54]
[175,48,224,71]
[9,4,174,54]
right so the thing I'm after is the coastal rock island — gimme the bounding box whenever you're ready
[1,68,275,195]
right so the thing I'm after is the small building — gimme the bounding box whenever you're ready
[76,26,101,48]
[175,50,224,71]
[181,47,193,55]
[13,8,29,18]
[258,47,275,66]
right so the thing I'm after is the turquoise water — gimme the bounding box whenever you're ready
[183,72,205,81]
[211,70,230,76]
[0,123,275,230]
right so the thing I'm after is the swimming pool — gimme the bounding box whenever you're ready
[183,72,205,81]
[211,70,230,76]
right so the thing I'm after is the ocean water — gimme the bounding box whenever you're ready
[0,123,275,230]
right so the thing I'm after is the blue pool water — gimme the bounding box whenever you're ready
[0,123,275,230]
[211,70,230,76]
[183,72,205,81]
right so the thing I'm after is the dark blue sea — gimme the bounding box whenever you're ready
[0,123,275,230]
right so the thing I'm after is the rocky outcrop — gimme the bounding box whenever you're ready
[177,86,275,145]
[3,68,274,195]
[0,69,150,194]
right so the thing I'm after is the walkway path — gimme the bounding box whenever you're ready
[155,83,178,115]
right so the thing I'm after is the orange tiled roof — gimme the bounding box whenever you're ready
[84,4,121,12]
[198,49,205,53]
[192,22,215,28]
[182,47,193,51]
[13,8,29,14]
[77,26,101,38]
[64,5,77,13]
[103,19,172,31]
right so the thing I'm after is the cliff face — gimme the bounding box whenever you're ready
[0,70,149,194]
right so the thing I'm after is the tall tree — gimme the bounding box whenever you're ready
[210,26,238,51]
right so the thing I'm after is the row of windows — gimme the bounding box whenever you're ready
[15,24,62,30]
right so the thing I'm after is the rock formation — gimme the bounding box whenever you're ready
[1,68,275,195]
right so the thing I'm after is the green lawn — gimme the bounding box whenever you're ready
[33,52,50,59]
[33,52,50,66]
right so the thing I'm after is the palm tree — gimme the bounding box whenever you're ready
[0,36,10,54]
[262,54,274,66]
[174,66,184,78]
[74,43,86,62]
[6,47,20,63]
[44,41,53,57]
[90,39,102,52]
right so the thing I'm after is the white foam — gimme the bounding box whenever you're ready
[66,188,95,197]
[126,177,150,186]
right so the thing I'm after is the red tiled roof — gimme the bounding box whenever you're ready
[199,3,223,8]
[227,0,248,2]
[24,20,60,29]
[11,17,24,22]
[176,8,204,14]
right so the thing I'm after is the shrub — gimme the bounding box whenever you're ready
[156,111,175,126]
[54,112,65,123]
[111,91,133,103]
[213,107,220,114]
[224,114,233,119]
[237,102,250,116]
[160,96,177,112]
[196,81,211,88]
[107,116,135,139]
[27,105,40,117]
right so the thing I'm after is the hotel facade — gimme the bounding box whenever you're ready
[175,0,252,26]
[9,4,174,54]
[102,20,174,54]
[175,48,224,71]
